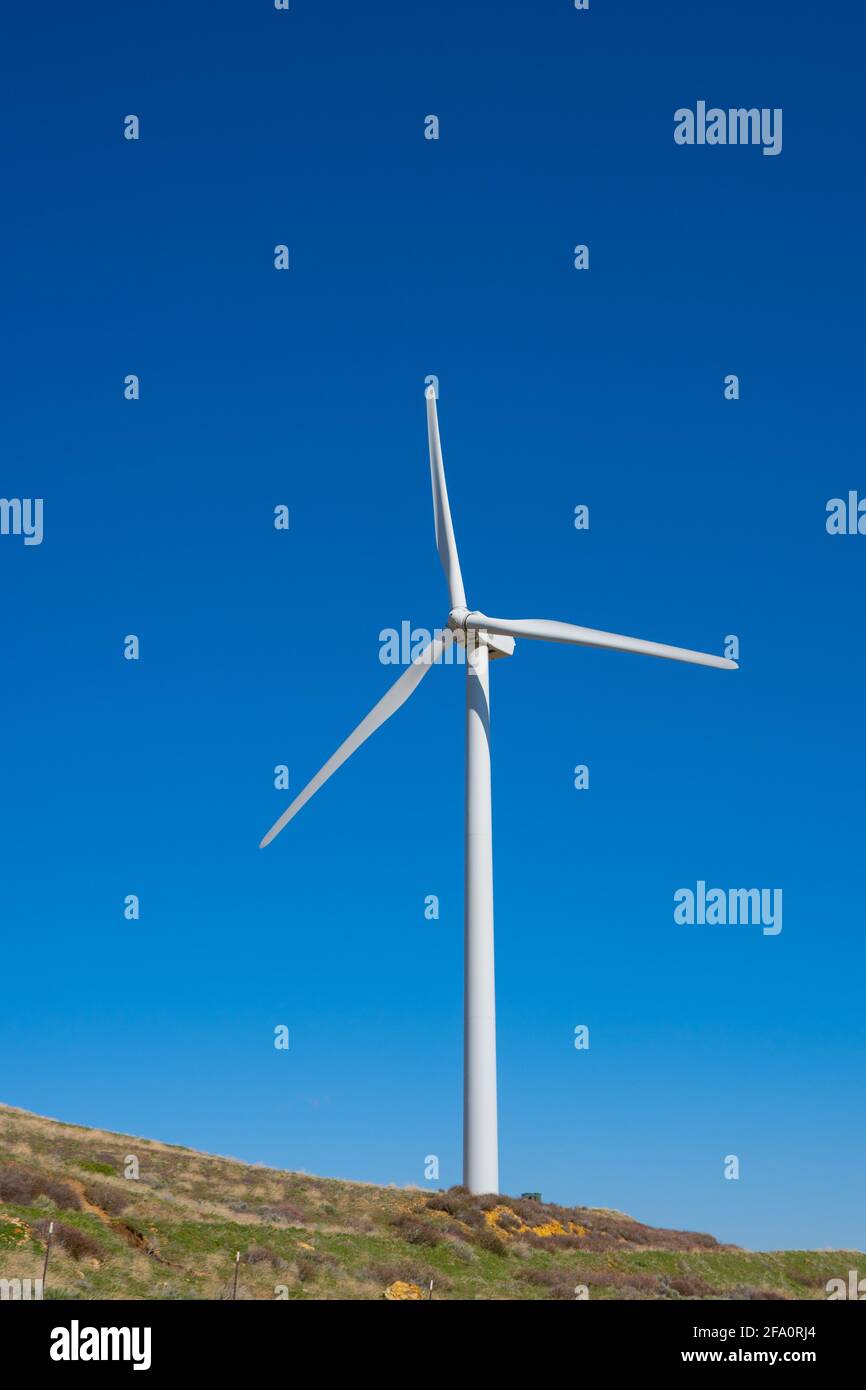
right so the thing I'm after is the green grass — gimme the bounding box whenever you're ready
[0,1102,860,1301]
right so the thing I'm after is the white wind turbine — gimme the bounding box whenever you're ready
[260,387,737,1195]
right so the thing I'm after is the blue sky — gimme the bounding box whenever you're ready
[1,1,864,1252]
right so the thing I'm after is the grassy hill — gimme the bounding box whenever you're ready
[0,1103,858,1300]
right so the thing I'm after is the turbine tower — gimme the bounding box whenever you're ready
[260,387,737,1194]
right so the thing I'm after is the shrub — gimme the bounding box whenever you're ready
[505,1197,549,1226]
[0,1168,35,1205]
[362,1260,451,1292]
[444,1236,477,1262]
[493,1207,523,1232]
[390,1213,441,1247]
[34,1219,102,1261]
[343,1214,375,1233]
[518,1266,562,1287]
[731,1286,789,1301]
[539,1232,583,1251]
[593,1268,663,1295]
[84,1182,129,1216]
[517,1268,580,1300]
[424,1193,485,1229]
[510,1239,535,1260]
[425,1193,463,1217]
[669,1275,714,1298]
[92,1151,119,1167]
[0,1166,81,1211]
[243,1245,279,1266]
[260,1202,308,1225]
[474,1228,506,1257]
[787,1269,828,1289]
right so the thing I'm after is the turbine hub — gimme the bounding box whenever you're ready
[447,608,515,659]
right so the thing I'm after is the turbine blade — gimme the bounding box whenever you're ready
[465,613,737,670]
[259,630,453,847]
[426,389,467,610]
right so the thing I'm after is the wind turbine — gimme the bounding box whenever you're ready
[260,387,737,1195]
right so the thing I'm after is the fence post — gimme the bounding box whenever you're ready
[41,1221,54,1297]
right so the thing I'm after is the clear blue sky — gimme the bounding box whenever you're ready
[2,2,863,1253]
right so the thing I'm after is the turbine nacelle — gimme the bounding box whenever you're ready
[448,607,516,659]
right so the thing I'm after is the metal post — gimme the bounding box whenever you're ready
[41,1220,54,1296]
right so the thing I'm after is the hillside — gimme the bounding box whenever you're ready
[0,1104,858,1300]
